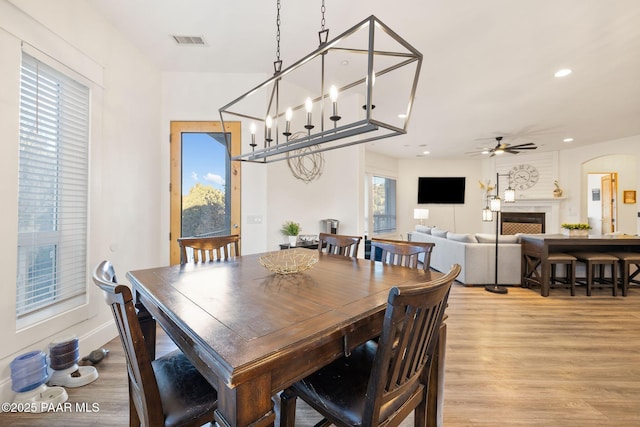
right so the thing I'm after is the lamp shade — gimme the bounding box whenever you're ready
[482,207,493,222]
[504,187,516,203]
[413,208,430,220]
[490,196,501,212]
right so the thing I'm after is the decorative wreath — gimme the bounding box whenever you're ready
[286,132,324,183]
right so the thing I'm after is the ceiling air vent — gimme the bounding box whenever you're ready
[171,35,207,46]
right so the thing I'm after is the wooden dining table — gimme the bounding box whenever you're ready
[126,250,447,427]
[520,233,640,296]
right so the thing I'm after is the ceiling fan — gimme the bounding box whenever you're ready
[467,136,538,157]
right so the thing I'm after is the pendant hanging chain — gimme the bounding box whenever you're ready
[274,0,282,73]
[318,0,329,45]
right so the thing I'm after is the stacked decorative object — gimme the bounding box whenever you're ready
[47,336,99,388]
[10,350,68,412]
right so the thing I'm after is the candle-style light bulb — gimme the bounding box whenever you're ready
[265,115,273,142]
[283,107,292,137]
[329,85,341,122]
[249,122,257,150]
[330,85,338,102]
[363,71,376,111]
[304,97,314,130]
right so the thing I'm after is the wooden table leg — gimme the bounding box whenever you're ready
[214,373,276,427]
[135,302,156,360]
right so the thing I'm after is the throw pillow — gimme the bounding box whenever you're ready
[447,232,477,243]
[431,228,448,238]
[415,225,432,234]
[475,233,519,243]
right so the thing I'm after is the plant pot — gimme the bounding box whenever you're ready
[563,229,588,237]
[288,235,298,247]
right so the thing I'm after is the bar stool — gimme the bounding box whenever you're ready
[547,253,577,296]
[570,252,618,296]
[609,252,640,296]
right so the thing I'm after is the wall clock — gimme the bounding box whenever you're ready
[510,164,539,190]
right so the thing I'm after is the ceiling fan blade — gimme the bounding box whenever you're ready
[511,146,537,150]
[508,142,536,149]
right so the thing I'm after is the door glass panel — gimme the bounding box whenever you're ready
[181,132,231,237]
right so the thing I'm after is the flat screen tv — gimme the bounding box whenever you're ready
[418,177,466,204]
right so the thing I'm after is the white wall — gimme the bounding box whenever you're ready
[0,0,163,401]
[559,135,640,235]
[395,158,486,235]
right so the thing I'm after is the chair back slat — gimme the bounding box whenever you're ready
[318,233,362,258]
[371,238,435,271]
[363,264,460,425]
[92,261,164,426]
[178,234,240,264]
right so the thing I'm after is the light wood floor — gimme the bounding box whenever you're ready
[3,283,640,426]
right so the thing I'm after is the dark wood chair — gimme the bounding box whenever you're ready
[318,232,362,258]
[370,238,435,271]
[92,261,217,427]
[177,234,240,264]
[280,264,461,427]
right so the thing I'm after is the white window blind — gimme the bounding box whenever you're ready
[16,52,89,319]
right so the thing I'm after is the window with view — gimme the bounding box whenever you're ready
[16,52,90,325]
[369,175,397,235]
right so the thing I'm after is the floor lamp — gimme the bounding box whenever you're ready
[483,172,515,294]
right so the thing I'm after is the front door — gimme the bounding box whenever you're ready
[169,121,241,265]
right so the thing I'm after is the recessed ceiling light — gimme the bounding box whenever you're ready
[341,60,349,66]
[422,150,430,155]
[554,68,572,78]
[563,137,574,142]
[398,113,407,119]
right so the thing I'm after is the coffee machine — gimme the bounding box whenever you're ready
[320,219,339,234]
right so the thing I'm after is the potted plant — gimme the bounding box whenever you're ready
[561,223,591,237]
[281,220,301,247]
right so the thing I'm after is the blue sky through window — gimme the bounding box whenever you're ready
[182,133,227,195]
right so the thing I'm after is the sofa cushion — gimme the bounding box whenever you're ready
[415,225,432,234]
[431,228,448,238]
[475,233,519,243]
[447,232,477,243]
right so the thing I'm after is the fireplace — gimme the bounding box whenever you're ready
[501,212,545,235]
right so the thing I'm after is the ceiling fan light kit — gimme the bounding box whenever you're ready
[219,9,422,163]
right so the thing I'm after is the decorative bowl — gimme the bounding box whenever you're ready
[259,248,319,275]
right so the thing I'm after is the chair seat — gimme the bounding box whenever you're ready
[609,252,640,262]
[547,253,577,262]
[570,252,618,262]
[153,350,218,427]
[289,341,421,427]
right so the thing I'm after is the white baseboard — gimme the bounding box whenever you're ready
[0,321,118,405]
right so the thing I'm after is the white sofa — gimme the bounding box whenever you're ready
[410,225,522,285]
